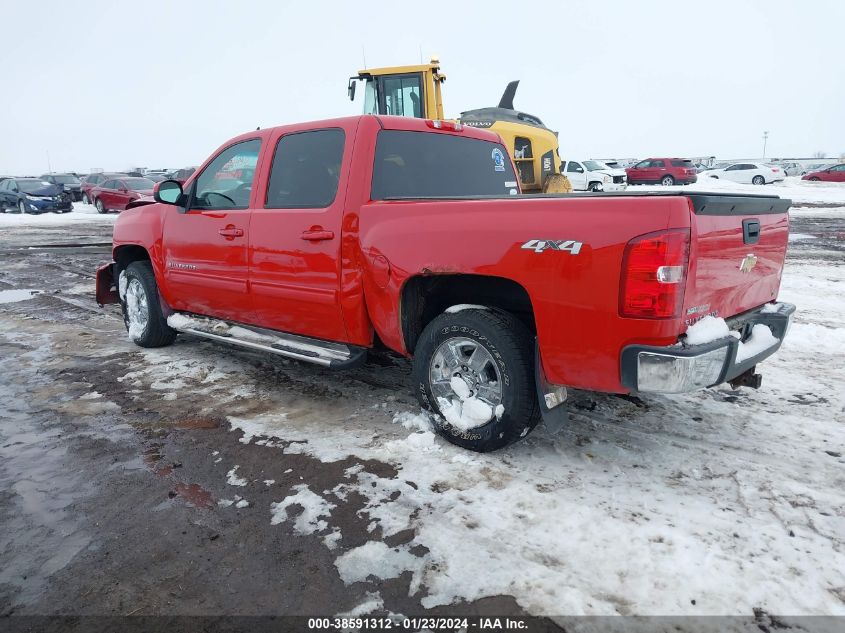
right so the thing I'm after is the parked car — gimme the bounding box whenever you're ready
[170,167,196,183]
[801,164,845,182]
[89,177,155,213]
[95,114,794,453]
[40,173,83,200]
[0,177,73,214]
[801,162,830,176]
[144,173,167,183]
[776,162,804,177]
[626,158,698,186]
[701,163,785,185]
[80,173,128,204]
[561,159,627,191]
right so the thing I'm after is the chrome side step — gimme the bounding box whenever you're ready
[167,313,366,369]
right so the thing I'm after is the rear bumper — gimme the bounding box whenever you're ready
[620,302,795,394]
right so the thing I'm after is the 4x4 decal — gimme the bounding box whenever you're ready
[521,239,583,254]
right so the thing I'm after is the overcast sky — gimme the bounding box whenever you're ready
[1,0,843,174]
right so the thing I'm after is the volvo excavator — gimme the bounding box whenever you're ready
[347,58,570,193]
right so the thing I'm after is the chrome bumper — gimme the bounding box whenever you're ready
[620,302,796,394]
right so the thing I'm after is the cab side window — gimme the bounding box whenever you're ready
[566,161,583,173]
[265,129,345,209]
[102,180,115,189]
[190,139,261,210]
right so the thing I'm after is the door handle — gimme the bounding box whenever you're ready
[218,227,244,238]
[301,229,334,241]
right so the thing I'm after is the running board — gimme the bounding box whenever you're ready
[167,313,366,369]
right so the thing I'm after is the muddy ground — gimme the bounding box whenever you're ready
[0,212,843,624]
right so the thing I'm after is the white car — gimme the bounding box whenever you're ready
[561,160,627,192]
[700,162,785,185]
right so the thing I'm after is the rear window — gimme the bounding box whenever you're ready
[371,130,518,199]
[671,160,693,167]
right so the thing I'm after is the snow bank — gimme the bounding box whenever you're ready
[226,465,247,487]
[636,176,845,206]
[683,315,730,345]
[270,484,336,535]
[0,203,116,227]
[735,324,779,363]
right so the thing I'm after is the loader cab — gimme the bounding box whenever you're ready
[348,58,446,120]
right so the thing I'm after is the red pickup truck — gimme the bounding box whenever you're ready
[95,115,795,452]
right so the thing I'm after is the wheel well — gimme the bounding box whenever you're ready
[400,274,536,354]
[114,245,151,273]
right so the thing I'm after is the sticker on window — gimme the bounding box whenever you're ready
[505,181,517,187]
[492,148,506,172]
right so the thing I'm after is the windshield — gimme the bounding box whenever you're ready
[371,130,519,199]
[19,180,51,193]
[52,174,80,184]
[583,160,609,171]
[124,178,155,190]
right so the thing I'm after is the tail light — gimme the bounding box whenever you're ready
[620,229,690,318]
[426,119,463,132]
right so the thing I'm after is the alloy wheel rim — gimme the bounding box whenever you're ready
[428,337,503,409]
[125,279,149,334]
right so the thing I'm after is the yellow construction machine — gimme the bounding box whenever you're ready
[347,58,570,193]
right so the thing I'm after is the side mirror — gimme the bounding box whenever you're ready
[154,179,183,205]
[347,77,357,101]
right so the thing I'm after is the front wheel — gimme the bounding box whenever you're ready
[95,198,106,214]
[588,182,603,192]
[18,200,28,214]
[411,308,540,452]
[752,175,765,185]
[120,261,177,348]
[661,175,675,186]
[82,192,90,205]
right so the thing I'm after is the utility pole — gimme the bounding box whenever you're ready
[46,150,53,174]
[762,131,769,160]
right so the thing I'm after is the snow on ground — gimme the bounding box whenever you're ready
[101,184,844,617]
[636,175,845,206]
[0,202,116,227]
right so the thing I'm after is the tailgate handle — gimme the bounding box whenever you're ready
[742,219,761,245]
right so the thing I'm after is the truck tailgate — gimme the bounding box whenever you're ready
[684,194,790,324]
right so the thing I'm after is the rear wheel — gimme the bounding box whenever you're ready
[412,308,540,452]
[120,261,177,348]
[661,175,675,186]
[752,175,765,185]
[95,198,106,214]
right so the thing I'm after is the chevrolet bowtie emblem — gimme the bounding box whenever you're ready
[740,254,758,273]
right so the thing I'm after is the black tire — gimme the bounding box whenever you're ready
[752,175,765,185]
[810,177,820,182]
[82,192,90,205]
[588,182,602,192]
[95,198,106,214]
[18,200,28,214]
[411,308,540,452]
[120,261,177,348]
[661,175,675,186]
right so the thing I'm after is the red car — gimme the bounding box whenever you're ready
[626,158,698,186]
[95,115,793,453]
[802,164,845,182]
[89,177,155,213]
[80,172,128,205]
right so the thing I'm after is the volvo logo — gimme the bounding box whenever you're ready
[739,254,758,273]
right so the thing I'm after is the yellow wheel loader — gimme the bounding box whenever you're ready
[347,58,571,193]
